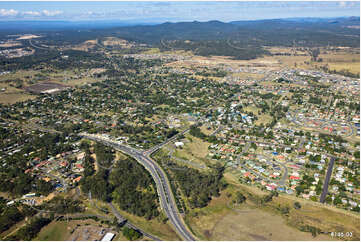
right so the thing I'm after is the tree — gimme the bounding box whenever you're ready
[122,227,142,241]
[294,202,301,210]
[7,217,51,240]
[235,191,246,204]
[280,206,290,215]
[353,151,360,159]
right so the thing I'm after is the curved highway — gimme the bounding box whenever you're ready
[79,133,196,241]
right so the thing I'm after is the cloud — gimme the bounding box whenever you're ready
[339,1,347,8]
[41,10,63,16]
[0,8,64,18]
[0,9,19,16]
[23,11,41,16]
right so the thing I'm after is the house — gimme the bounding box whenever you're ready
[76,152,85,160]
[277,187,285,192]
[22,193,36,198]
[302,194,310,199]
[43,177,51,182]
[290,176,300,180]
[101,233,115,241]
[6,201,15,206]
[73,176,82,183]
[266,183,277,191]
[174,141,184,148]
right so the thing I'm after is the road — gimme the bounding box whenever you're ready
[243,143,251,153]
[80,133,196,241]
[320,156,336,203]
[210,125,223,136]
[29,39,48,50]
[258,154,289,186]
[108,202,161,241]
[46,172,68,192]
[145,128,191,155]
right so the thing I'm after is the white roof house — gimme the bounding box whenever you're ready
[174,141,184,147]
[101,232,115,241]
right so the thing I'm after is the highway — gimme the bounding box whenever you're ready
[80,133,196,241]
[29,39,49,50]
[320,156,336,203]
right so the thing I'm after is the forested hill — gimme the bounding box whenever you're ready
[0,17,359,60]
[103,17,360,59]
[1,17,359,46]
[112,17,360,45]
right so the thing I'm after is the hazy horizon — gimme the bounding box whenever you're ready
[0,1,359,23]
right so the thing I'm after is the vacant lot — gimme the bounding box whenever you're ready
[319,50,360,75]
[186,182,359,241]
[231,72,266,80]
[0,92,36,104]
[209,207,335,241]
[172,134,211,168]
[25,82,69,94]
[35,219,102,241]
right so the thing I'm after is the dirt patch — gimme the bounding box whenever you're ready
[0,42,21,48]
[69,224,115,241]
[25,82,69,94]
[103,37,130,47]
[16,34,41,40]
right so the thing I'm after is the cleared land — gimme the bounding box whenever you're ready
[166,46,359,78]
[0,68,103,104]
[16,34,41,40]
[35,219,112,241]
[186,182,359,241]
[25,82,69,94]
[171,134,212,169]
[0,92,36,104]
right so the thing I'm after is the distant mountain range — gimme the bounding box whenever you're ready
[0,17,358,60]
[0,16,359,32]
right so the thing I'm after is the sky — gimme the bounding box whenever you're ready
[0,1,359,22]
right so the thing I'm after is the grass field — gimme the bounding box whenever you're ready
[141,48,161,54]
[318,50,360,75]
[200,125,215,136]
[113,232,130,241]
[172,134,212,168]
[35,218,113,241]
[231,72,265,80]
[35,220,72,241]
[0,92,36,104]
[254,113,273,125]
[186,180,360,241]
[208,206,335,241]
[266,47,360,75]
[0,67,105,104]
[0,219,27,239]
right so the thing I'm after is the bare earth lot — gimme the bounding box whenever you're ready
[25,82,69,94]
